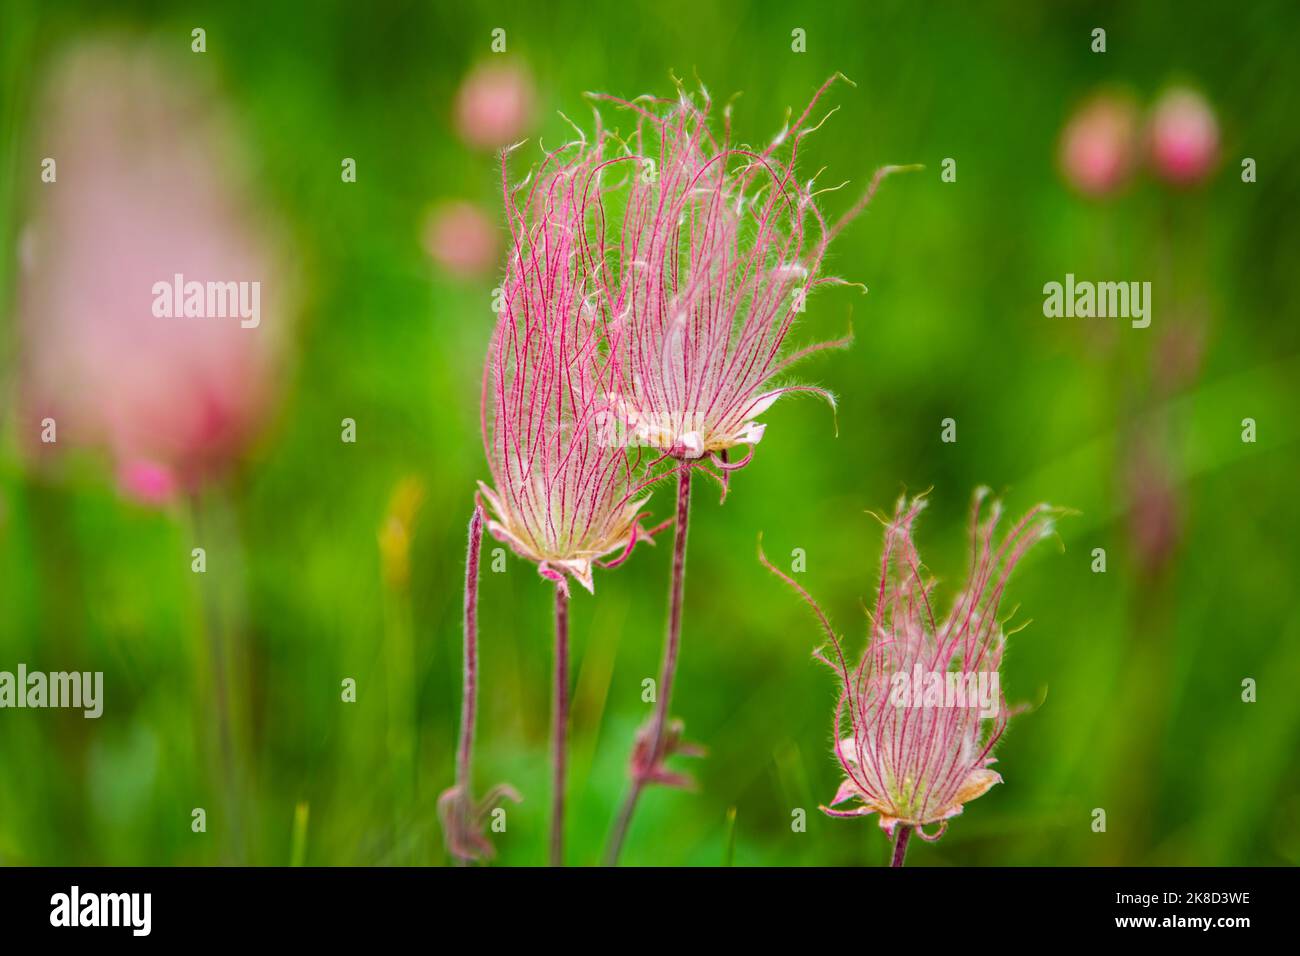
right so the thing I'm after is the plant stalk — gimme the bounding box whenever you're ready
[891,825,913,868]
[604,465,692,865]
[452,506,484,865]
[191,493,244,863]
[551,586,570,867]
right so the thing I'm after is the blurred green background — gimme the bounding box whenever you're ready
[1,0,1298,866]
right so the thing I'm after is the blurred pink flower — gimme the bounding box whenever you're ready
[15,41,289,504]
[1148,87,1219,186]
[117,460,180,506]
[767,491,1060,842]
[424,201,497,279]
[455,61,535,150]
[1058,93,1140,197]
[1125,439,1183,578]
[1154,316,1207,394]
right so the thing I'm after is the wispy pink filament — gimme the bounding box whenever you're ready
[767,490,1059,838]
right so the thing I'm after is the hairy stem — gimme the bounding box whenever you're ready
[603,762,641,866]
[604,465,692,865]
[551,586,570,867]
[452,506,484,865]
[891,825,912,868]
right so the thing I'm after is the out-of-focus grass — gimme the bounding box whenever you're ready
[1,0,1298,866]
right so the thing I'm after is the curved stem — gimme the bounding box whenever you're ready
[551,586,570,867]
[456,507,483,790]
[454,504,480,790]
[451,506,484,866]
[603,767,641,868]
[891,825,912,868]
[604,465,692,865]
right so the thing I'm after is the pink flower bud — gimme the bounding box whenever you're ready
[423,202,497,279]
[454,62,534,150]
[1149,87,1219,186]
[1058,93,1140,197]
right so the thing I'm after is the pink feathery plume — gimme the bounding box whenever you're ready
[477,129,668,595]
[764,489,1061,845]
[589,76,912,488]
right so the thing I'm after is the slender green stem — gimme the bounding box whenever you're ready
[190,493,243,863]
[290,802,310,867]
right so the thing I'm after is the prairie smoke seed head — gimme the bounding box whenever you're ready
[591,76,909,474]
[764,489,1062,842]
[478,137,666,595]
